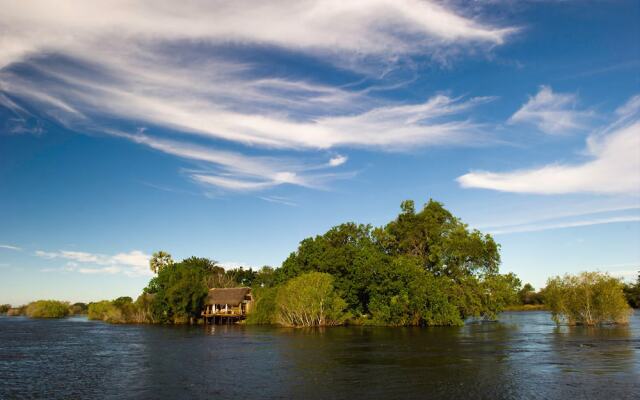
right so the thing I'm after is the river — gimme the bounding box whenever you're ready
[1,311,638,399]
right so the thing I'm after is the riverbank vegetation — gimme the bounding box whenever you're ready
[275,272,349,327]
[4,199,635,327]
[25,300,70,318]
[623,273,640,308]
[545,272,632,325]
[1,301,88,318]
[247,200,521,326]
[88,296,152,323]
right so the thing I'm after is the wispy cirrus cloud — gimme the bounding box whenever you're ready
[0,1,513,194]
[2,61,495,150]
[36,249,151,277]
[458,95,640,195]
[259,196,299,207]
[486,215,640,235]
[113,131,355,192]
[508,86,591,134]
[0,0,513,69]
[0,244,22,251]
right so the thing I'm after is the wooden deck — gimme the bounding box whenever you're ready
[202,311,246,325]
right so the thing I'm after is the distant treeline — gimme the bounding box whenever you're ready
[0,301,87,318]
[3,200,636,327]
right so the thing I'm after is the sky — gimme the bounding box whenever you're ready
[1,0,639,305]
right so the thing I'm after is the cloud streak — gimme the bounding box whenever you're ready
[486,215,640,235]
[0,244,22,251]
[509,86,590,134]
[458,95,640,195]
[0,0,513,69]
[35,249,151,277]
[0,1,510,194]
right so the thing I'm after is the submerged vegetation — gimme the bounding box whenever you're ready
[87,296,152,324]
[275,272,349,327]
[545,272,632,326]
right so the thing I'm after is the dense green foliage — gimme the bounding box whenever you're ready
[73,199,631,328]
[0,304,10,314]
[245,286,278,325]
[143,257,213,323]
[545,272,632,325]
[275,272,349,326]
[623,272,640,308]
[273,200,515,326]
[517,283,544,306]
[88,295,154,323]
[25,300,70,318]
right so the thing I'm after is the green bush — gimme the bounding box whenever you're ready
[25,300,70,318]
[88,300,116,321]
[367,257,462,326]
[245,286,278,325]
[545,272,632,325]
[0,304,11,314]
[275,272,349,326]
[144,257,210,324]
[87,296,154,324]
[88,299,130,323]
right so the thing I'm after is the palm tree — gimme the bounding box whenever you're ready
[149,251,173,274]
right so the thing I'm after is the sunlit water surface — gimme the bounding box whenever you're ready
[1,311,638,399]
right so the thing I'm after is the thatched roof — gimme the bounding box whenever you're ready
[205,287,252,306]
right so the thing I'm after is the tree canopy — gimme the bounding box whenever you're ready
[545,272,632,325]
[270,199,514,326]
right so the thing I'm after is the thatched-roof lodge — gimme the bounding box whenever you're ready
[202,287,253,324]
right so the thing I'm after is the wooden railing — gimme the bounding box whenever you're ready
[201,310,244,316]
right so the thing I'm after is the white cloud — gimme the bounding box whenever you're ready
[0,0,512,194]
[509,86,589,134]
[35,249,151,277]
[328,155,348,167]
[458,118,640,195]
[0,244,22,251]
[0,0,512,69]
[113,131,354,192]
[3,64,493,150]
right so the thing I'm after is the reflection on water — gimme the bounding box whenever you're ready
[0,311,638,399]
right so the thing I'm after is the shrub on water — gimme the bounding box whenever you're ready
[26,300,70,318]
[88,300,128,323]
[275,272,349,327]
[245,286,278,325]
[545,272,632,326]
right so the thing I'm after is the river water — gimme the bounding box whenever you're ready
[0,311,638,399]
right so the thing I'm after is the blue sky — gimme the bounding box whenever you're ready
[1,0,639,305]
